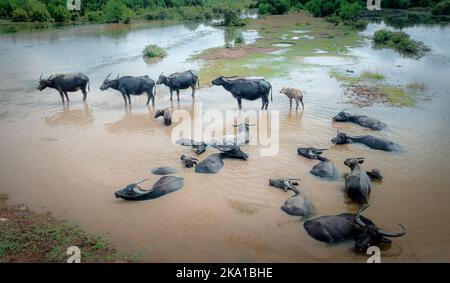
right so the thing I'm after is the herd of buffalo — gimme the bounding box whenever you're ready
[38,70,406,255]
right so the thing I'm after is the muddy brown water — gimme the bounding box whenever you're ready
[0,21,449,262]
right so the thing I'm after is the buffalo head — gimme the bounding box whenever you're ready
[344,157,365,170]
[156,73,168,85]
[331,130,352,145]
[352,205,407,252]
[38,74,52,91]
[100,73,118,91]
[333,110,351,122]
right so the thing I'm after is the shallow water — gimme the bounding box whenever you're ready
[0,20,449,262]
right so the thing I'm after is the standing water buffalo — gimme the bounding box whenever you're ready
[333,110,387,130]
[280,87,304,110]
[344,158,371,204]
[211,76,273,110]
[331,130,401,152]
[156,70,199,101]
[38,73,90,103]
[100,74,156,106]
[304,205,407,252]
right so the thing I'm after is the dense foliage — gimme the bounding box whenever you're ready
[0,0,254,23]
[255,0,450,18]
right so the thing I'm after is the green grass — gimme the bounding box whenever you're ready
[142,44,167,59]
[373,29,430,58]
[196,12,365,86]
[381,86,416,107]
[0,197,136,263]
[361,71,385,81]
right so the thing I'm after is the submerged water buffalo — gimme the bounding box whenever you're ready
[297,147,328,159]
[181,155,198,168]
[154,108,172,126]
[213,144,249,160]
[151,167,177,175]
[100,74,156,106]
[211,76,273,110]
[344,158,371,204]
[115,176,184,201]
[175,139,209,155]
[269,178,313,217]
[311,157,337,179]
[156,70,199,101]
[331,131,401,152]
[304,205,407,252]
[38,73,90,102]
[367,168,383,181]
[195,153,224,174]
[333,110,387,130]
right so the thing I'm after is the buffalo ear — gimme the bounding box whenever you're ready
[347,138,353,144]
[358,159,364,164]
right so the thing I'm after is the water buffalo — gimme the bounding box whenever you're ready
[115,176,184,201]
[344,158,371,204]
[181,155,198,168]
[213,144,249,160]
[280,87,304,110]
[297,147,328,159]
[269,178,313,218]
[154,108,172,126]
[151,167,177,175]
[333,110,387,130]
[195,153,224,174]
[156,70,199,101]
[38,73,90,103]
[100,74,156,106]
[175,139,209,154]
[311,157,337,179]
[331,131,401,152]
[211,76,273,110]
[304,205,407,252]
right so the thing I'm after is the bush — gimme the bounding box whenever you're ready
[257,0,291,15]
[142,44,167,58]
[86,10,104,22]
[103,0,133,23]
[12,7,29,22]
[432,0,450,15]
[337,1,361,21]
[25,0,52,22]
[50,5,71,22]
[143,7,178,20]
[223,9,245,26]
[179,6,203,20]
[373,29,430,57]
[234,32,245,44]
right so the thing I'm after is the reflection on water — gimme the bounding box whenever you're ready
[0,19,450,262]
[44,103,94,128]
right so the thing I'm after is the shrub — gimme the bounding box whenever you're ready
[103,0,133,23]
[234,32,245,44]
[179,6,203,20]
[373,29,430,57]
[432,0,450,15]
[257,0,291,15]
[86,10,104,22]
[143,44,167,59]
[143,7,178,20]
[12,7,29,22]
[337,1,361,21]
[51,5,71,22]
[25,0,52,22]
[223,9,245,26]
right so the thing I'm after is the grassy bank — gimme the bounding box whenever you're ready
[329,70,427,107]
[0,193,138,263]
[195,11,364,86]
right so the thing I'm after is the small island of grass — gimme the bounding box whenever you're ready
[142,44,167,61]
[373,29,430,58]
